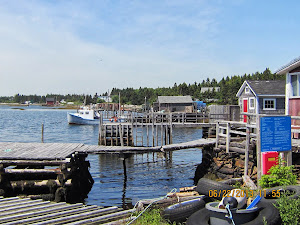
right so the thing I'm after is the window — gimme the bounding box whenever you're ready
[245,87,250,94]
[249,98,255,109]
[263,99,276,110]
[291,75,298,96]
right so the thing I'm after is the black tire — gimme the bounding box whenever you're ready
[195,178,234,200]
[261,185,300,204]
[162,197,206,223]
[186,207,210,225]
[186,201,281,225]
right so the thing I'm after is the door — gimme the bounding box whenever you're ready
[243,99,248,122]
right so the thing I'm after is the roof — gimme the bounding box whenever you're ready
[236,80,285,97]
[275,56,300,75]
[157,96,193,104]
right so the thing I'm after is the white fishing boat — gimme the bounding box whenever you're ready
[67,106,125,125]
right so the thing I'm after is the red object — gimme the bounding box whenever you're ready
[243,99,248,122]
[262,151,279,175]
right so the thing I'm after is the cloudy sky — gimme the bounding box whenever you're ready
[0,0,299,96]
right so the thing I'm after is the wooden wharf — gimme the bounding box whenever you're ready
[0,196,134,224]
[98,111,214,147]
[0,139,216,204]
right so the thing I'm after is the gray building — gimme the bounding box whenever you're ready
[153,96,195,113]
[236,80,285,120]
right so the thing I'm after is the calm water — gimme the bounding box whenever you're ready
[0,105,203,208]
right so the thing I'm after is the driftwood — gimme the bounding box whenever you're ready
[218,145,245,154]
[179,186,196,192]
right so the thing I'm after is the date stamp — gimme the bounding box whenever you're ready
[208,189,278,198]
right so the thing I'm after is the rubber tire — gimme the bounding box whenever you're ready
[195,178,234,200]
[186,201,281,225]
[162,197,206,223]
[261,185,300,204]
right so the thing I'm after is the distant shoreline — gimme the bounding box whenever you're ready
[0,103,79,109]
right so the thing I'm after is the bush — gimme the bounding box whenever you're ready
[274,191,300,225]
[258,157,297,188]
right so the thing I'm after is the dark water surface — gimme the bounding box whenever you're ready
[0,105,203,208]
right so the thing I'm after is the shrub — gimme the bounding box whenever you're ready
[274,191,300,225]
[258,157,297,188]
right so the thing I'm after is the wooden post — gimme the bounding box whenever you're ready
[147,124,149,147]
[98,114,103,145]
[152,112,155,147]
[161,122,163,146]
[244,116,250,176]
[119,124,124,146]
[156,122,158,146]
[104,125,107,146]
[110,124,113,146]
[256,114,262,181]
[41,123,44,143]
[215,122,219,148]
[226,122,230,153]
[116,124,119,146]
[169,113,173,144]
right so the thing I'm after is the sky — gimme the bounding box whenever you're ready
[0,0,299,96]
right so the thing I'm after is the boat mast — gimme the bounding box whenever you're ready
[118,92,121,117]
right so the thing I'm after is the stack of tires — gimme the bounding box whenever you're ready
[163,178,300,224]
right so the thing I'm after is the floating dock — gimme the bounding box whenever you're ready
[0,196,134,224]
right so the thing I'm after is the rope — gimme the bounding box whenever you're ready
[126,188,177,225]
[225,204,236,225]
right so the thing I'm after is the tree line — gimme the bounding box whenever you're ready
[0,68,284,105]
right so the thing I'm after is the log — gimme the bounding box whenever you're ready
[10,179,72,189]
[179,186,196,192]
[3,168,62,174]
[0,159,71,166]
[218,145,245,154]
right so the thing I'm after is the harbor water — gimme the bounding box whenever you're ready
[0,105,203,208]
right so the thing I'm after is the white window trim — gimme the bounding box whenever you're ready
[249,97,255,109]
[245,87,250,94]
[263,98,276,110]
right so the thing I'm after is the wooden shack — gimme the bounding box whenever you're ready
[236,80,285,122]
[153,96,195,113]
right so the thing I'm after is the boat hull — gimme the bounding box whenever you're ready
[67,113,126,125]
[68,113,100,125]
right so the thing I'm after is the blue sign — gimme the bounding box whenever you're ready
[260,116,291,152]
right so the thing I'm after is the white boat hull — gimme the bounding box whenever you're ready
[68,113,100,125]
[67,113,126,125]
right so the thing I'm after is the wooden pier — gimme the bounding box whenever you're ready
[0,196,134,224]
[98,112,214,147]
[0,139,215,202]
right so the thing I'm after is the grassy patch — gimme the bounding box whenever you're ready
[130,208,177,225]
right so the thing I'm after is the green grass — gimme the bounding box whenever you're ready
[130,208,178,225]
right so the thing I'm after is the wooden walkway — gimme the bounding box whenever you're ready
[0,196,134,224]
[0,139,216,160]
